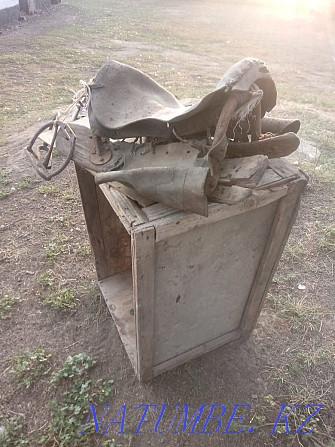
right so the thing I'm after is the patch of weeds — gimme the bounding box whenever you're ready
[43,287,77,311]
[297,347,335,370]
[0,295,21,320]
[0,415,31,447]
[39,269,56,287]
[38,185,60,195]
[45,379,114,446]
[44,235,68,262]
[16,174,40,190]
[268,294,323,331]
[84,281,100,298]
[101,440,124,447]
[0,138,9,147]
[319,227,335,252]
[272,272,297,285]
[314,158,335,184]
[0,171,10,185]
[48,215,70,227]
[10,347,52,388]
[283,241,304,262]
[50,353,96,386]
[41,353,114,447]
[62,192,80,204]
[0,171,11,199]
[0,187,11,199]
[75,243,91,256]
[250,393,328,445]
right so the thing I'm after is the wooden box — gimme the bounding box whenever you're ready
[75,159,307,381]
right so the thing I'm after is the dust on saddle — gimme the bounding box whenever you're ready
[27,58,301,216]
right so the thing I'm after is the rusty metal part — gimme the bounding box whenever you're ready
[89,135,113,165]
[26,121,76,180]
[54,118,124,173]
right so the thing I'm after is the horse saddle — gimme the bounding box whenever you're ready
[88,58,277,140]
[28,58,300,217]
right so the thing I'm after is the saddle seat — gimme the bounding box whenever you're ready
[88,58,277,140]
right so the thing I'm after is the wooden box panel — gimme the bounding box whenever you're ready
[153,201,277,365]
[75,160,307,381]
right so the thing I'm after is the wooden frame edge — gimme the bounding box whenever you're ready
[132,226,156,381]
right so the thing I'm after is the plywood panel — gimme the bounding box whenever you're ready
[132,227,155,381]
[153,201,277,365]
[99,271,136,370]
[75,166,132,280]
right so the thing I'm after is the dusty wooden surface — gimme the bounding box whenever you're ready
[99,271,136,369]
[75,159,308,380]
[152,201,277,365]
[240,178,307,333]
[131,226,156,381]
[76,165,132,279]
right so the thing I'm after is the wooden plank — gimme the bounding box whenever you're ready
[210,185,252,205]
[142,202,179,221]
[153,202,277,365]
[154,329,241,376]
[99,183,148,232]
[140,186,288,242]
[96,185,132,278]
[240,174,308,333]
[132,226,155,381]
[99,271,136,370]
[269,157,300,178]
[110,181,155,208]
[219,155,269,188]
[75,165,109,279]
[75,165,132,279]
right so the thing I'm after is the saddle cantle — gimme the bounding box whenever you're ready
[88,58,277,140]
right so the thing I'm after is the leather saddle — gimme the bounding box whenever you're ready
[27,58,300,216]
[88,58,277,140]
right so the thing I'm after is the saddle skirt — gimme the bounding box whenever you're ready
[88,58,277,139]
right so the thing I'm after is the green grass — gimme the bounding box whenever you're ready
[44,235,68,262]
[10,348,52,388]
[267,294,323,332]
[4,354,118,446]
[297,347,335,371]
[39,269,56,287]
[283,241,305,263]
[319,227,335,252]
[0,415,31,447]
[0,173,40,198]
[42,287,77,311]
[50,353,96,386]
[0,171,12,199]
[75,243,91,256]
[48,215,71,227]
[38,185,60,195]
[43,353,115,447]
[0,171,10,185]
[0,295,21,320]
[16,174,40,190]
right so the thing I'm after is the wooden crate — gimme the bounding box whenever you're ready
[75,159,307,381]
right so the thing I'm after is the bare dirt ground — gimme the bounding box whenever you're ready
[0,1,334,446]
